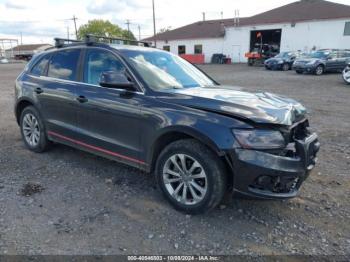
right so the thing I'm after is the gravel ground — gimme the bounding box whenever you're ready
[0,63,349,255]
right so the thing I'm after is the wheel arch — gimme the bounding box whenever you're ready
[148,126,224,173]
[15,98,36,125]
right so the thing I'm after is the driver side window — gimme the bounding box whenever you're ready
[83,49,125,86]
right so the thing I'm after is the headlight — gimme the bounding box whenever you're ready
[233,129,285,149]
[306,61,317,66]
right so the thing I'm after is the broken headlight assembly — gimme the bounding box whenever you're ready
[233,129,286,149]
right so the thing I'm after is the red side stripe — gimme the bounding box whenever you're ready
[47,131,146,165]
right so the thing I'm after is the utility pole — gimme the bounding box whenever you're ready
[125,19,131,36]
[202,12,205,21]
[138,25,141,41]
[20,32,22,45]
[152,0,157,47]
[221,11,223,19]
[67,27,70,40]
[72,15,78,39]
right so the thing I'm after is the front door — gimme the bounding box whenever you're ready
[75,48,145,168]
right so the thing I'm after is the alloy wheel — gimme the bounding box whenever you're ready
[315,66,324,75]
[162,154,207,205]
[22,113,40,147]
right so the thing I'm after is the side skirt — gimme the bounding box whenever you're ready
[47,131,150,172]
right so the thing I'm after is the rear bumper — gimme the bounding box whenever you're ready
[229,133,320,199]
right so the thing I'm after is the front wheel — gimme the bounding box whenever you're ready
[155,139,227,214]
[315,65,324,75]
[343,71,350,85]
[296,70,303,74]
[282,63,290,71]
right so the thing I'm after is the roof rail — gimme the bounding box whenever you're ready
[84,34,151,47]
[54,38,83,48]
[53,35,152,49]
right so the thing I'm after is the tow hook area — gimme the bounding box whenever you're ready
[251,175,300,193]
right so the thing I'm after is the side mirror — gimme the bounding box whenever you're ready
[99,71,135,91]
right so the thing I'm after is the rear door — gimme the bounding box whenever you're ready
[37,48,82,138]
[74,47,145,168]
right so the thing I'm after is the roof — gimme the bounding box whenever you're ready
[6,44,51,52]
[145,0,350,41]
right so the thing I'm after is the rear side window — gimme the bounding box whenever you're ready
[48,49,81,81]
[31,54,50,76]
[83,49,125,85]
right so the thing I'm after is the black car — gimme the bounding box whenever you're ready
[14,36,320,213]
[264,52,297,71]
[293,49,350,75]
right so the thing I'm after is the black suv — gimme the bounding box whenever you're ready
[293,49,350,75]
[14,36,320,213]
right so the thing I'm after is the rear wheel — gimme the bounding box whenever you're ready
[20,106,51,153]
[155,139,227,214]
[296,70,303,74]
[315,65,324,75]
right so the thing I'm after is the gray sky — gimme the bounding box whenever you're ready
[0,0,350,45]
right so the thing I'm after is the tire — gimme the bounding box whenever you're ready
[248,59,254,66]
[343,72,350,85]
[155,139,227,214]
[20,106,51,153]
[296,70,303,74]
[282,63,290,71]
[315,65,324,75]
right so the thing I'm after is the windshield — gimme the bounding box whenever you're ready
[120,49,215,90]
[310,51,329,59]
[275,52,291,58]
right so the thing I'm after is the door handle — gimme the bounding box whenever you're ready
[34,87,43,94]
[76,95,88,103]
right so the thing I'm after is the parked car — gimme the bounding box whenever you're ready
[0,57,9,64]
[264,51,298,71]
[292,49,350,75]
[343,62,350,84]
[14,36,320,213]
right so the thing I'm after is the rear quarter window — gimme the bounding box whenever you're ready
[48,49,81,81]
[30,54,50,76]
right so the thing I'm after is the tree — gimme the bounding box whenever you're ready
[158,27,172,34]
[78,19,136,40]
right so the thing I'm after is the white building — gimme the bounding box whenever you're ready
[145,0,350,63]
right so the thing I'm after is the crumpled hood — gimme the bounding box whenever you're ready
[166,86,307,125]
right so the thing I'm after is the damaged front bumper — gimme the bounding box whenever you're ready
[229,133,320,199]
